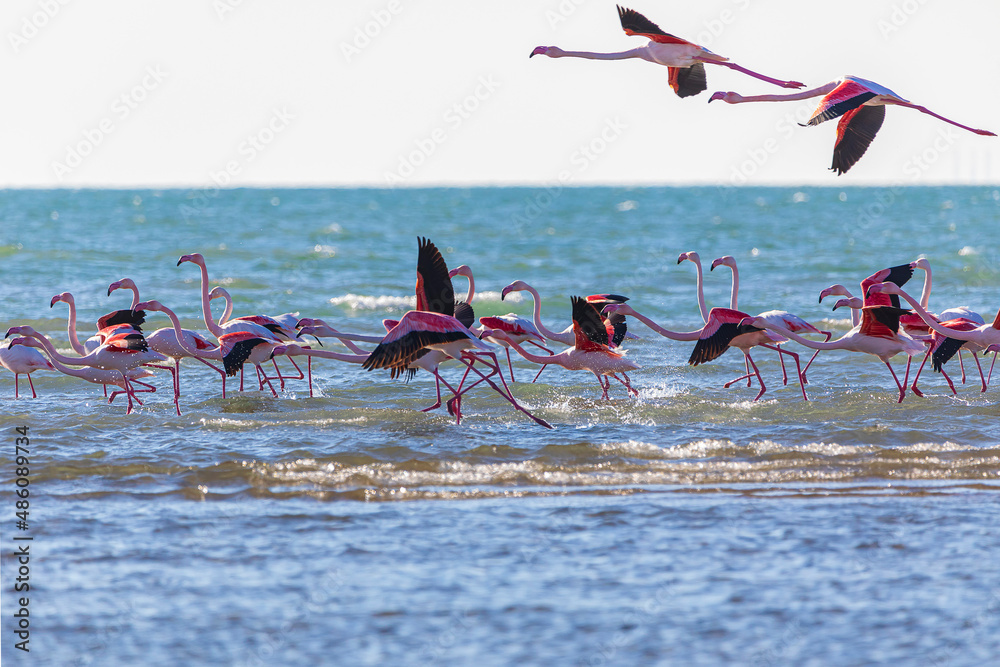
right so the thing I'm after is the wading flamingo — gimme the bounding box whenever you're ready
[710,76,996,174]
[531,6,803,97]
[8,337,156,408]
[1,340,54,398]
[487,296,640,400]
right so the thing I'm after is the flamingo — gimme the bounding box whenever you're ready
[50,291,101,354]
[108,278,227,409]
[486,296,640,400]
[446,264,556,381]
[709,75,996,174]
[530,6,803,98]
[50,291,146,355]
[133,300,289,397]
[7,337,156,407]
[362,310,551,428]
[819,284,861,326]
[0,339,55,398]
[676,251,710,323]
[500,281,628,346]
[5,325,166,414]
[710,255,832,383]
[176,253,306,393]
[865,282,1000,391]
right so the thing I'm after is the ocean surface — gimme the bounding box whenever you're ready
[2,185,999,666]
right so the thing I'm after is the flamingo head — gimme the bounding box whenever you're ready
[176,253,205,267]
[602,303,636,318]
[50,292,73,308]
[738,316,767,330]
[677,251,700,265]
[832,297,862,311]
[710,256,736,271]
[107,278,137,296]
[910,257,931,272]
[5,325,38,339]
[481,328,510,343]
[269,344,289,359]
[208,286,231,301]
[501,280,529,301]
[132,300,155,311]
[708,91,743,104]
[6,336,39,349]
[530,46,562,58]
[818,284,852,303]
[448,265,472,279]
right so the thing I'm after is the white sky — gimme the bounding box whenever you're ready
[3,0,998,188]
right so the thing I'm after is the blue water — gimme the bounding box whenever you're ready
[2,186,1000,665]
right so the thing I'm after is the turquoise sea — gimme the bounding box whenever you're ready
[2,185,1000,665]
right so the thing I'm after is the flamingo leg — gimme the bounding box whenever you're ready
[421,373,447,413]
[148,363,180,416]
[989,351,998,386]
[708,59,805,89]
[525,341,555,383]
[307,356,313,398]
[760,344,808,401]
[505,348,516,383]
[972,351,986,393]
[959,351,967,384]
[192,355,227,397]
[892,101,998,136]
[27,374,38,399]
[456,354,551,428]
[741,353,767,401]
[611,372,639,397]
[883,360,907,403]
[910,348,931,398]
[801,331,832,381]
[13,374,20,399]
[940,367,957,395]
[776,344,789,385]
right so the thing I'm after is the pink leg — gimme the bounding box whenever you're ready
[801,331,832,381]
[989,351,998,386]
[454,354,551,428]
[760,344,808,401]
[972,352,986,393]
[743,353,767,401]
[148,363,180,416]
[505,348,516,383]
[27,374,38,399]
[191,355,227,397]
[910,349,931,398]
[776,344,789,385]
[14,374,20,399]
[883,360,907,403]
[307,356,313,398]
[710,59,805,89]
[940,368,957,395]
[959,351,967,384]
[893,101,997,136]
[611,373,639,397]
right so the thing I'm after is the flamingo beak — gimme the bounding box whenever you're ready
[530,46,547,58]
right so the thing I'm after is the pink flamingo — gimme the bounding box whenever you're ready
[6,325,166,414]
[362,310,552,428]
[176,253,306,393]
[866,282,1000,392]
[0,340,54,398]
[7,337,156,407]
[486,296,640,400]
[710,255,831,384]
[676,251,710,323]
[710,76,996,174]
[108,278,227,407]
[531,6,803,98]
[133,300,288,397]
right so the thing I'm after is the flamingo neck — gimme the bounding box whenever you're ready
[194,262,224,338]
[689,259,709,323]
[296,348,368,364]
[463,273,474,305]
[60,297,87,355]
[992,309,1000,330]
[26,332,83,365]
[731,82,835,104]
[918,266,932,310]
[503,337,560,366]
[759,321,845,350]
[127,286,140,310]
[725,265,739,310]
[523,285,563,342]
[884,288,970,340]
[556,48,646,61]
[626,309,701,341]
[160,306,223,359]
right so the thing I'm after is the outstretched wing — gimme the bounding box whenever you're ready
[831,104,885,175]
[807,79,876,126]
[617,6,693,45]
[415,237,455,315]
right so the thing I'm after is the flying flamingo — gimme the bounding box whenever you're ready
[709,75,996,174]
[108,278,227,409]
[486,296,640,400]
[361,310,552,428]
[176,253,306,393]
[133,300,289,397]
[6,325,166,414]
[530,6,803,98]
[1,339,54,398]
[7,336,156,408]
[710,255,831,383]
[865,283,1000,391]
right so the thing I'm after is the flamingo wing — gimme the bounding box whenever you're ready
[97,309,145,331]
[861,264,914,309]
[806,79,877,126]
[687,308,751,366]
[571,296,611,352]
[859,306,909,340]
[219,334,268,376]
[415,237,455,315]
[103,330,149,352]
[363,311,472,377]
[830,104,886,175]
[453,301,476,330]
[930,319,978,372]
[606,311,629,347]
[668,63,707,98]
[585,293,629,305]
[616,6,693,45]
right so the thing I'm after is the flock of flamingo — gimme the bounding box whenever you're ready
[3,236,999,429]
[530,6,995,174]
